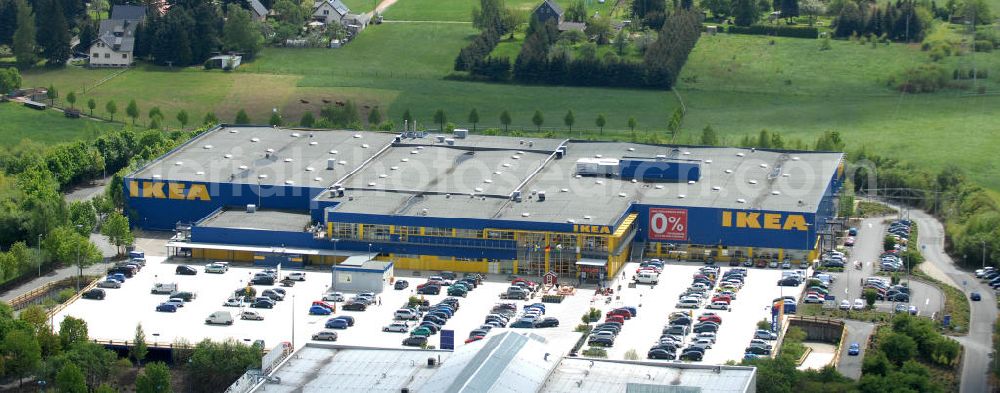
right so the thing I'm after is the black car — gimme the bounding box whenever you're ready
[648,348,676,360]
[588,336,615,346]
[534,317,559,328]
[342,302,367,311]
[403,336,428,347]
[745,346,771,355]
[252,276,275,285]
[170,291,197,301]
[417,285,441,295]
[440,271,457,280]
[680,351,704,361]
[888,293,909,302]
[669,317,692,326]
[176,265,198,275]
[693,323,719,333]
[394,280,409,290]
[107,267,134,278]
[82,288,106,300]
[335,315,355,326]
[251,299,274,309]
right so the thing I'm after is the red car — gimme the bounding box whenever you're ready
[465,335,484,344]
[606,309,632,320]
[312,301,334,311]
[711,296,732,304]
[605,315,625,325]
[698,313,722,324]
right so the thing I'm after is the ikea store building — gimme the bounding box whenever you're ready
[125,125,844,279]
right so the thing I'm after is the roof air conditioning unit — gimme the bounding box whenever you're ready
[246,204,256,213]
[327,158,336,170]
[454,129,468,139]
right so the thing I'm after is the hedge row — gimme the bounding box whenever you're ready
[727,24,819,39]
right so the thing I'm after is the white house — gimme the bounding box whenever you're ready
[312,0,350,24]
[88,5,146,67]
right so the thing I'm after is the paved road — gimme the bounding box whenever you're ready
[838,319,876,379]
[901,208,998,393]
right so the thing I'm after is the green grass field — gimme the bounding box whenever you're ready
[0,103,118,146]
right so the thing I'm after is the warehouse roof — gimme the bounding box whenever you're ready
[130,126,397,186]
[197,209,312,232]
[543,359,756,393]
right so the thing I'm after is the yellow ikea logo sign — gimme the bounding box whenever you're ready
[574,225,611,234]
[129,181,211,201]
[721,211,807,231]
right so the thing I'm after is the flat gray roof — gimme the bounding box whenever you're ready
[543,358,756,393]
[131,126,398,187]
[198,209,312,232]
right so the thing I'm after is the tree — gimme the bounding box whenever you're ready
[148,106,163,122]
[188,339,262,393]
[0,68,22,95]
[880,332,917,365]
[367,108,382,128]
[87,98,96,115]
[223,4,264,58]
[269,111,283,126]
[432,109,447,131]
[101,211,134,256]
[959,0,992,25]
[799,0,825,25]
[46,84,58,105]
[37,0,72,66]
[135,362,171,393]
[12,0,37,69]
[402,108,413,129]
[863,288,878,308]
[780,0,800,20]
[627,116,637,134]
[595,114,606,134]
[3,329,41,387]
[300,112,315,127]
[614,29,628,56]
[565,0,587,22]
[531,110,544,132]
[126,99,139,125]
[884,235,897,251]
[585,17,613,44]
[176,110,190,129]
[235,109,250,124]
[499,110,511,132]
[68,201,97,235]
[66,91,76,109]
[468,108,479,133]
[56,363,88,393]
[704,0,733,19]
[203,112,219,125]
[701,125,720,145]
[59,316,89,349]
[148,117,162,130]
[563,110,575,132]
[733,0,759,26]
[130,323,148,366]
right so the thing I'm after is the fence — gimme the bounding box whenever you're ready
[224,341,293,393]
[9,276,97,311]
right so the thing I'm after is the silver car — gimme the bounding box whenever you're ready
[97,280,121,289]
[312,330,338,341]
[383,322,410,333]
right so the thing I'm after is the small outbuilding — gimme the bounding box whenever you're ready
[331,256,393,293]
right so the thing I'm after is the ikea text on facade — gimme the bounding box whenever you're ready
[720,211,808,231]
[129,181,211,201]
[573,225,612,234]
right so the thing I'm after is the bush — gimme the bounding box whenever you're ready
[57,288,77,303]
[757,319,771,330]
[974,40,993,52]
[889,64,950,93]
[574,324,590,332]
[581,347,608,357]
[728,24,819,39]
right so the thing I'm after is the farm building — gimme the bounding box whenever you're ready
[126,125,844,279]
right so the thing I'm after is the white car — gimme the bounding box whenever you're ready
[323,292,345,302]
[383,322,410,333]
[394,309,419,320]
[676,298,701,308]
[286,272,306,281]
[691,338,713,349]
[839,300,851,310]
[803,294,824,304]
[165,298,185,308]
[696,332,717,343]
[852,299,865,310]
[223,297,243,307]
[205,263,229,273]
[707,301,729,310]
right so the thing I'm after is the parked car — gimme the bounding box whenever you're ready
[402,336,427,347]
[745,345,771,355]
[325,319,350,329]
[839,300,851,310]
[170,291,197,302]
[176,265,198,275]
[82,288,105,300]
[97,279,122,289]
[309,305,333,315]
[848,342,861,356]
[852,299,865,310]
[754,330,778,340]
[205,263,229,273]
[251,299,275,309]
[322,292,345,302]
[224,297,243,307]
[241,310,264,320]
[156,303,178,312]
[648,348,676,360]
[262,289,285,301]
[418,285,441,295]
[251,276,275,285]
[165,298,185,308]
[286,272,306,281]
[384,322,410,333]
[534,317,559,328]
[395,280,410,290]
[312,330,338,341]
[342,302,367,311]
[679,351,703,361]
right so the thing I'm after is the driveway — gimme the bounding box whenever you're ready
[838,319,876,379]
[901,207,997,393]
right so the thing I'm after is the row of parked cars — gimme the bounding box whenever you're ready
[886,220,912,248]
[403,297,463,347]
[83,253,149,300]
[587,305,638,348]
[821,250,849,268]
[648,267,738,361]
[498,278,537,300]
[976,267,1000,293]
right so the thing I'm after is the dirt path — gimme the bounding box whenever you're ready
[373,0,397,15]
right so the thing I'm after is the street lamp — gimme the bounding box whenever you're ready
[291,294,296,349]
[75,224,84,291]
[37,234,43,277]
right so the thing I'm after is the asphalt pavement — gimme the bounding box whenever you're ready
[838,319,876,379]
[900,207,997,393]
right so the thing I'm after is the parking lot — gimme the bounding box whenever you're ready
[55,256,590,351]
[593,261,807,364]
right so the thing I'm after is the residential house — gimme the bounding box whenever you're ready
[532,0,585,32]
[88,5,147,67]
[249,0,268,21]
[312,0,350,24]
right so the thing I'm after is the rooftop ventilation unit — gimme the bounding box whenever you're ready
[251,137,260,142]
[737,152,745,157]
[737,198,746,203]
[454,129,468,139]
[512,191,522,202]
[712,186,721,191]
[285,180,294,185]
[291,132,300,137]
[224,154,233,159]
[327,159,336,170]
[522,212,531,217]
[627,148,635,152]
[306,167,315,172]
[258,174,268,179]
[678,194,686,198]
[705,159,712,163]
[229,129,239,133]
[284,158,293,162]
[655,185,664,189]
[309,141,318,146]
[436,135,446,143]
[203,144,213,149]
[583,215,592,220]
[246,204,256,213]
[353,134,362,138]
[772,191,781,195]
[445,139,455,146]
[527,141,534,147]
[329,150,338,155]
[538,191,546,202]
[175,161,183,166]
[748,180,758,184]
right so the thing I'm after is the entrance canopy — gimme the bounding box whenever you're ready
[575,258,608,267]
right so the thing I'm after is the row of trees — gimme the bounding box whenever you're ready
[833,0,931,41]
[454,0,519,78]
[134,3,263,67]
